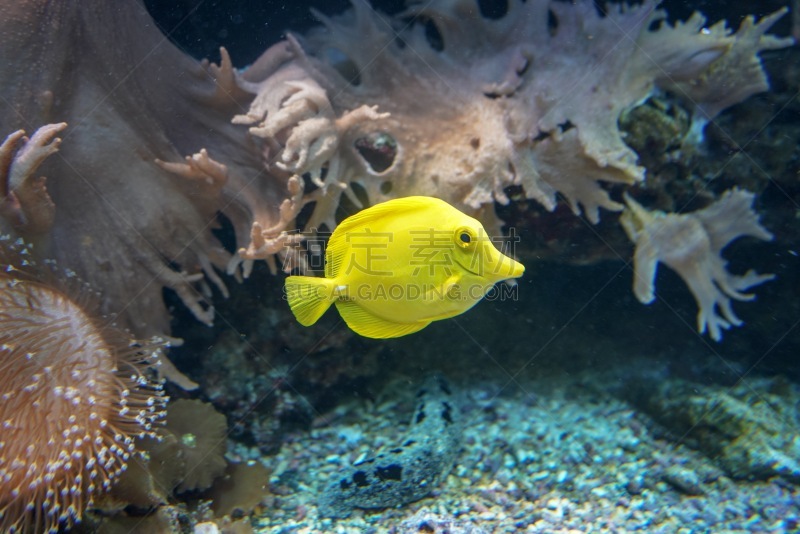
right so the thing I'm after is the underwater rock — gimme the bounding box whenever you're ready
[86,506,184,534]
[398,510,489,534]
[317,375,462,518]
[628,376,800,482]
[661,465,706,496]
[208,461,272,519]
[619,96,691,170]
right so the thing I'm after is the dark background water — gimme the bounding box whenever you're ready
[144,0,795,64]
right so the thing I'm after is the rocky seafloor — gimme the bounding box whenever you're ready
[231,370,800,533]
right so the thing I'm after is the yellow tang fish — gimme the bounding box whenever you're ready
[285,196,525,338]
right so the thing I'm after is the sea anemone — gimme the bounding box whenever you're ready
[0,238,167,533]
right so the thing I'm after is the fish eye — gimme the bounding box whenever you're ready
[454,227,476,248]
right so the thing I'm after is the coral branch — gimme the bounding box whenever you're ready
[0,123,66,233]
[240,65,390,193]
[197,46,254,107]
[658,8,795,123]
[233,175,306,275]
[240,39,294,83]
[156,148,228,196]
[620,189,774,341]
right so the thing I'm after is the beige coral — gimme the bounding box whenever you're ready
[0,2,270,364]
[232,174,308,276]
[237,0,791,233]
[620,190,774,341]
[0,123,65,234]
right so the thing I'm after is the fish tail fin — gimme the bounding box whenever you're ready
[285,275,336,326]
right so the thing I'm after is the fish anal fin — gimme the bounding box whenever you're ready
[335,300,430,339]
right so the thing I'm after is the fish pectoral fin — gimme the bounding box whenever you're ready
[335,300,430,339]
[441,273,462,299]
[285,275,336,326]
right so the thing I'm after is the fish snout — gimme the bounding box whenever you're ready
[497,254,525,281]
[482,242,525,282]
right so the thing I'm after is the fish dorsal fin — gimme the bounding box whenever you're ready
[335,299,431,338]
[325,196,450,278]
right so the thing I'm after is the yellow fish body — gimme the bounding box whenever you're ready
[285,196,525,338]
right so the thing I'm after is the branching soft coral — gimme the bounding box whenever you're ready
[0,0,242,346]
[0,123,65,234]
[237,0,791,229]
[620,190,774,341]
